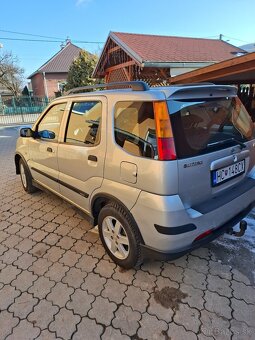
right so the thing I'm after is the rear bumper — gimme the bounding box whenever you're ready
[140,202,255,261]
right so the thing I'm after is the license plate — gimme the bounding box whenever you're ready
[212,160,245,187]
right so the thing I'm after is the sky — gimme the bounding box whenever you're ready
[0,0,254,81]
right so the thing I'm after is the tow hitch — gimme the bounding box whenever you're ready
[226,220,247,237]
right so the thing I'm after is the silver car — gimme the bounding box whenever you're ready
[15,81,255,268]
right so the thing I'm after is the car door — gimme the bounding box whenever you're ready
[29,101,67,193]
[57,96,107,213]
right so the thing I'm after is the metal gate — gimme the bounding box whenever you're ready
[0,96,49,125]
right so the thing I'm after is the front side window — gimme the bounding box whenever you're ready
[37,102,66,141]
[65,101,102,146]
[114,101,157,159]
[168,96,255,158]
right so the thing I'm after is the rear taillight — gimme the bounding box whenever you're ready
[153,101,176,160]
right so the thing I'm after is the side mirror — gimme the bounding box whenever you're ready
[38,130,55,139]
[20,127,34,138]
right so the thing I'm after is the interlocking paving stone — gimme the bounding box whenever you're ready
[71,239,91,254]
[76,253,99,272]
[6,319,40,340]
[28,300,59,329]
[43,232,62,246]
[66,288,95,316]
[81,272,106,295]
[88,296,117,326]
[15,238,36,253]
[162,262,184,282]
[44,262,69,281]
[183,268,207,290]
[208,260,232,280]
[174,303,201,333]
[147,293,174,323]
[36,329,62,340]
[9,291,38,318]
[13,252,37,270]
[231,280,255,304]
[187,254,209,274]
[231,268,251,285]
[112,304,141,336]
[180,283,204,309]
[102,327,130,340]
[0,248,22,265]
[62,267,87,288]
[207,273,232,297]
[231,298,255,328]
[123,286,149,313]
[141,260,162,276]
[112,267,136,284]
[200,309,231,340]
[47,282,74,308]
[0,310,19,339]
[101,277,127,304]
[59,249,81,267]
[230,319,255,340]
[72,317,103,340]
[0,265,21,284]
[133,270,157,293]
[167,322,197,340]
[28,276,55,299]
[204,291,232,319]
[49,308,81,339]
[30,242,50,258]
[28,257,52,276]
[94,259,116,278]
[137,313,168,340]
[11,270,38,292]
[43,245,65,262]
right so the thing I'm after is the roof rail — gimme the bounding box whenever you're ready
[66,81,149,95]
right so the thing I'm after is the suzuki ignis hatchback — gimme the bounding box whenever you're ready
[15,81,255,268]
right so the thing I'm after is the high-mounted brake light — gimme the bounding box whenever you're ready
[153,101,176,160]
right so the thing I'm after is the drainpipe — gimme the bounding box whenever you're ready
[43,72,49,99]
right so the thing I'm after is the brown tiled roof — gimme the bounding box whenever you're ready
[28,42,81,78]
[112,32,245,63]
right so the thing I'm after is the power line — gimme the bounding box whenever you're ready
[0,37,104,44]
[0,29,63,40]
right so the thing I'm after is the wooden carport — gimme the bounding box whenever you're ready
[170,52,255,118]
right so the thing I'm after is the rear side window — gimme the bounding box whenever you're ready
[114,101,157,159]
[65,101,102,146]
[168,97,255,158]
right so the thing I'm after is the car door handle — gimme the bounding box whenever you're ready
[88,155,97,162]
[47,147,53,153]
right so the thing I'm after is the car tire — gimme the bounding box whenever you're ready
[19,158,38,193]
[98,202,143,269]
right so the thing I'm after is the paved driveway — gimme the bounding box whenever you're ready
[0,126,255,340]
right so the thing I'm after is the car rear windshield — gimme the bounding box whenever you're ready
[168,96,255,159]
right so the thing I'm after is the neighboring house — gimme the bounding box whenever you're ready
[28,41,81,97]
[93,32,245,84]
[240,43,255,53]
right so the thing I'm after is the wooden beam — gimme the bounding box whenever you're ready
[105,61,136,73]
[123,67,131,81]
[108,46,121,54]
[171,52,255,84]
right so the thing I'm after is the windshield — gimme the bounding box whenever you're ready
[168,97,255,159]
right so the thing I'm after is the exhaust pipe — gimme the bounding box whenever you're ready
[226,220,247,237]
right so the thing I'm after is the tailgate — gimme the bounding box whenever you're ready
[167,94,255,208]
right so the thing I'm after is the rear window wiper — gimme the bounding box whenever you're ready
[207,138,246,149]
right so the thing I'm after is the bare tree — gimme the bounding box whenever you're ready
[0,51,24,96]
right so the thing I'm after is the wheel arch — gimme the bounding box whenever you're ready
[91,193,144,244]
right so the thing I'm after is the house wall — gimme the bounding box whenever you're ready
[30,72,68,97]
